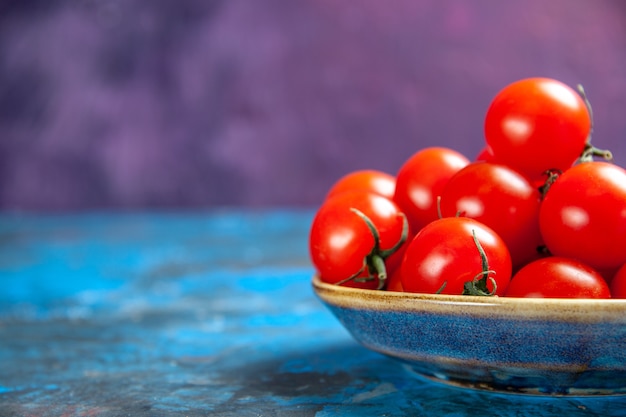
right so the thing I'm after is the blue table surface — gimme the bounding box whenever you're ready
[1,210,625,416]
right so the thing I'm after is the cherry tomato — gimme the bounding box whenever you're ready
[385,267,404,292]
[539,161,626,271]
[475,146,496,162]
[326,169,396,200]
[400,217,512,296]
[393,147,469,235]
[309,191,407,289]
[609,264,626,298]
[504,256,610,299]
[440,161,543,269]
[383,237,408,282]
[484,78,591,181]
[597,265,620,284]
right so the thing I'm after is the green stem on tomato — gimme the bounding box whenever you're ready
[334,262,369,286]
[348,208,407,290]
[350,208,381,253]
[380,213,409,258]
[578,143,613,163]
[577,84,594,139]
[462,229,497,296]
[367,254,388,290]
[576,84,614,163]
[538,169,561,200]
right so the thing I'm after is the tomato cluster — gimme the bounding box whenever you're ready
[309,77,626,299]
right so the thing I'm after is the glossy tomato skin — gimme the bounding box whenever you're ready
[393,147,469,235]
[539,162,626,271]
[440,161,543,270]
[504,256,611,299]
[400,217,512,295]
[484,78,591,181]
[309,191,406,288]
[326,169,396,201]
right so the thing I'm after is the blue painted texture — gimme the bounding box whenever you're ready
[1,211,626,416]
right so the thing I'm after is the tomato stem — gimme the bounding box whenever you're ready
[578,143,613,163]
[462,229,497,296]
[350,208,382,253]
[379,213,409,258]
[577,84,594,140]
[335,263,369,286]
[538,169,561,200]
[576,84,614,163]
[476,230,488,272]
[349,208,408,290]
[368,254,388,290]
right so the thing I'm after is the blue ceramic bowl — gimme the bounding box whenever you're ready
[312,276,626,396]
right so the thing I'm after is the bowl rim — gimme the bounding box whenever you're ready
[312,275,626,322]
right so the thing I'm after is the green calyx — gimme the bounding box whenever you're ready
[462,229,497,296]
[335,208,408,290]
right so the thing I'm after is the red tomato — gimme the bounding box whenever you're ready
[610,264,626,298]
[383,236,408,281]
[400,217,512,296]
[393,147,469,235]
[597,265,620,284]
[309,191,407,289]
[504,256,610,299]
[385,267,404,292]
[326,169,396,200]
[440,161,544,269]
[475,146,496,162]
[539,161,626,271]
[484,78,591,181]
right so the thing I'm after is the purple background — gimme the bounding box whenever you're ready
[1,0,625,211]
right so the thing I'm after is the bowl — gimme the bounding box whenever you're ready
[312,276,626,396]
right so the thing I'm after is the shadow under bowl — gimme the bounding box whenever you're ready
[312,276,626,396]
